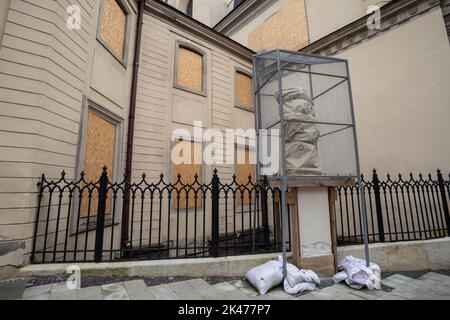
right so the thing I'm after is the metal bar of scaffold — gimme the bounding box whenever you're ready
[276,50,289,278]
[346,61,370,267]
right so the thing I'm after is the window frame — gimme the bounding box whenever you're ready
[173,40,208,97]
[96,0,132,68]
[71,97,124,234]
[234,67,254,113]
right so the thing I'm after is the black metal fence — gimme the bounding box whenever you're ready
[31,167,450,264]
[335,169,450,245]
[31,168,291,264]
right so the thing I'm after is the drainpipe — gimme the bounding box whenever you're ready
[122,0,146,253]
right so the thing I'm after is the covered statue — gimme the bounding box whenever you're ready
[274,87,322,176]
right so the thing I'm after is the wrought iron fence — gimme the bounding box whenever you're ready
[335,169,450,245]
[31,168,291,264]
[31,167,450,264]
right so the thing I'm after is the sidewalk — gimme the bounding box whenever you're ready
[2,271,449,300]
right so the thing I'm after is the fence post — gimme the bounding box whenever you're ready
[94,167,108,263]
[261,176,269,245]
[211,169,220,257]
[372,169,385,242]
[437,169,450,235]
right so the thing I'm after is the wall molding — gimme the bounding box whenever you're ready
[146,0,255,62]
[302,0,442,55]
[214,0,278,36]
[441,0,450,43]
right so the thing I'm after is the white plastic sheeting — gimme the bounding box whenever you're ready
[332,256,381,290]
[277,256,321,295]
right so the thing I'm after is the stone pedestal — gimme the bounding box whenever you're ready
[292,187,337,276]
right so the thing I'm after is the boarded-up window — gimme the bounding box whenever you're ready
[100,0,127,59]
[80,112,117,218]
[172,140,203,209]
[236,147,255,205]
[176,46,204,93]
[236,71,253,111]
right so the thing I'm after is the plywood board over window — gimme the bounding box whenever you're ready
[80,112,116,218]
[176,45,205,94]
[236,147,256,205]
[172,140,203,209]
[236,71,253,111]
[100,0,127,59]
[248,0,309,52]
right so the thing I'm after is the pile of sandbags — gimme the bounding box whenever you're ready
[245,256,320,295]
[332,255,381,290]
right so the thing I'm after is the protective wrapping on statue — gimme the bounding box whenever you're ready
[274,88,322,176]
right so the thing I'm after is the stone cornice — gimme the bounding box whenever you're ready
[301,0,441,55]
[145,0,255,62]
[214,0,277,36]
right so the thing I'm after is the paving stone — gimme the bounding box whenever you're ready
[336,293,365,300]
[252,294,275,300]
[349,288,385,299]
[23,293,51,300]
[124,280,154,300]
[22,284,52,299]
[168,281,204,300]
[148,284,180,300]
[429,283,450,296]
[413,294,450,300]
[266,289,296,300]
[409,278,441,290]
[232,280,259,297]
[376,293,407,300]
[310,289,340,300]
[213,282,251,300]
[50,289,77,300]
[101,283,130,300]
[186,279,225,300]
[420,272,450,283]
[49,282,78,300]
[301,292,326,300]
[0,280,27,300]
[382,274,414,288]
[77,286,104,300]
[318,284,353,297]
[294,293,321,300]
[390,288,420,300]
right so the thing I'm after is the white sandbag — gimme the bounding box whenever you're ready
[332,271,347,283]
[277,256,320,295]
[245,260,284,295]
[283,279,316,295]
[333,255,381,290]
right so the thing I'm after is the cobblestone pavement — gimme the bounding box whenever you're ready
[1,271,448,300]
